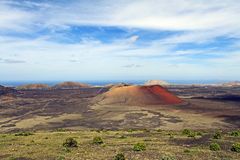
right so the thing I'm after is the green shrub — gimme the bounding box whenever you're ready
[63,138,78,148]
[182,129,191,135]
[114,153,125,160]
[231,143,240,152]
[230,130,240,137]
[161,156,176,160]
[209,143,221,151]
[188,132,196,138]
[213,131,222,139]
[133,143,146,151]
[14,132,34,136]
[62,147,71,153]
[168,133,174,139]
[57,156,65,160]
[182,129,197,138]
[56,128,67,132]
[196,131,203,136]
[92,136,103,145]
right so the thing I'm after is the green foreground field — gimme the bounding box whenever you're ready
[0,129,239,160]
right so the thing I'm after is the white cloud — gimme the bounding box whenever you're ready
[1,0,240,34]
[0,0,240,80]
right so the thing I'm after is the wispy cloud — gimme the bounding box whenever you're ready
[122,64,143,68]
[0,58,26,64]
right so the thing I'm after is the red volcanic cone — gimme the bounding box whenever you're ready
[95,85,183,105]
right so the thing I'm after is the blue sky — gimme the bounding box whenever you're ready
[0,0,240,81]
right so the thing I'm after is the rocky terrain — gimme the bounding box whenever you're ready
[0,83,240,133]
[0,85,18,96]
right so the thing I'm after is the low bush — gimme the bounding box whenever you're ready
[168,133,174,139]
[92,136,103,145]
[182,129,191,135]
[114,153,125,160]
[188,132,196,138]
[133,143,146,151]
[14,132,34,136]
[57,156,65,160]
[182,129,197,138]
[56,128,67,132]
[230,130,240,137]
[209,143,221,151]
[231,143,240,152]
[213,131,222,139]
[196,131,203,136]
[63,138,78,148]
[160,156,176,160]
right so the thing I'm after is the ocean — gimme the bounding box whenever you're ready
[0,80,228,87]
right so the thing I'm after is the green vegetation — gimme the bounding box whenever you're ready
[187,131,196,138]
[114,153,125,160]
[14,131,34,136]
[182,129,198,138]
[160,155,176,160]
[213,131,222,139]
[209,143,221,151]
[0,130,239,159]
[92,136,103,145]
[63,137,78,148]
[182,129,191,135]
[133,143,146,151]
[231,143,240,152]
[230,130,240,137]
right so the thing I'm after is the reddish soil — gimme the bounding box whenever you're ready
[95,85,183,105]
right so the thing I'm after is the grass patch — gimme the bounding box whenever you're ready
[0,129,239,159]
[92,136,103,145]
[231,143,240,152]
[62,137,78,148]
[133,143,146,151]
[213,131,222,139]
[14,132,34,136]
[209,143,221,151]
[230,130,240,137]
[114,153,125,160]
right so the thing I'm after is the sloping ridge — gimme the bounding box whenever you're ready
[95,85,183,105]
[16,84,50,90]
[52,81,90,89]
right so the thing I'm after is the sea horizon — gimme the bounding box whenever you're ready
[0,79,234,87]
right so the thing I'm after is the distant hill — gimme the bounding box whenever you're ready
[16,84,50,90]
[144,80,170,86]
[105,83,130,88]
[222,81,240,87]
[52,81,91,89]
[94,85,183,106]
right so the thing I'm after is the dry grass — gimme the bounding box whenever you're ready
[0,129,239,160]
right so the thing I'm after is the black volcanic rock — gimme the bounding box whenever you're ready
[0,85,18,96]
